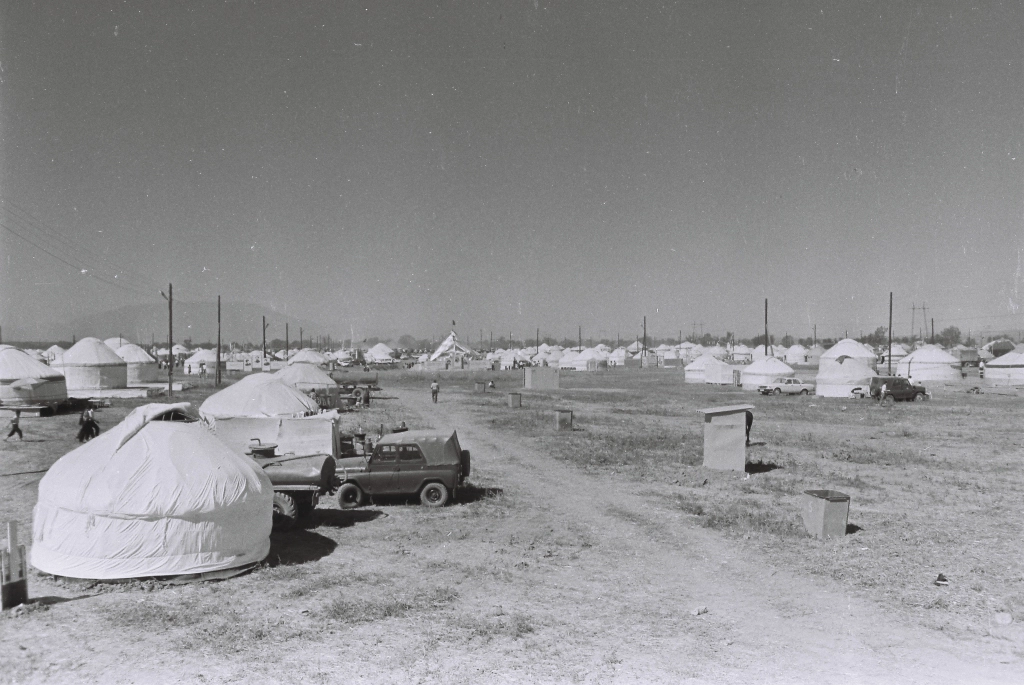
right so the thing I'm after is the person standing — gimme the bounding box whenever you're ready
[430,380,439,403]
[979,360,985,380]
[5,410,23,442]
[744,410,754,447]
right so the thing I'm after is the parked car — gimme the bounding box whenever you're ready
[870,376,928,403]
[247,440,336,530]
[335,429,470,508]
[758,377,815,395]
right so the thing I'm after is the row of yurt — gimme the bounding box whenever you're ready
[0,345,69,407]
[32,402,273,580]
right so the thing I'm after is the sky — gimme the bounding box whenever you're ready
[3,1,1024,344]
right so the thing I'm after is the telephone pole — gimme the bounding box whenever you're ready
[160,284,173,397]
[285,323,289,360]
[764,299,770,356]
[262,316,269,370]
[888,292,893,375]
[216,295,222,386]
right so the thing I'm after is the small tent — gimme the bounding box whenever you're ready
[684,354,719,384]
[0,345,68,407]
[740,357,795,390]
[32,403,273,579]
[428,332,474,363]
[784,344,808,365]
[815,357,876,397]
[703,356,736,385]
[115,343,160,384]
[50,337,128,391]
[896,345,960,383]
[365,343,396,364]
[183,349,219,375]
[819,339,876,375]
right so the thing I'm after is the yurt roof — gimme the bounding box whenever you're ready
[185,348,219,364]
[171,344,190,355]
[685,353,728,371]
[787,344,808,353]
[742,357,794,376]
[32,402,272,579]
[985,351,1024,367]
[274,363,337,389]
[816,357,876,381]
[821,339,875,361]
[900,345,959,365]
[55,337,126,367]
[115,343,156,364]
[198,375,319,420]
[45,344,66,356]
[288,348,329,365]
[104,336,131,350]
[0,345,65,382]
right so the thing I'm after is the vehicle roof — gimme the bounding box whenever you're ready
[376,429,461,465]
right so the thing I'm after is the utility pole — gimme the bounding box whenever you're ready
[216,295,222,386]
[910,303,916,342]
[490,331,493,352]
[160,284,173,397]
[813,324,817,346]
[888,292,893,375]
[920,303,927,342]
[262,316,269,370]
[642,316,647,358]
[931,318,935,344]
[536,328,539,350]
[764,299,770,356]
[299,328,303,350]
[285,323,289,359]
[578,325,582,351]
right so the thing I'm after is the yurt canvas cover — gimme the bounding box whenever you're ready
[198,375,319,421]
[115,343,159,384]
[896,345,960,382]
[740,357,795,390]
[274,363,337,391]
[0,345,68,407]
[50,337,128,391]
[32,403,273,579]
[815,357,876,397]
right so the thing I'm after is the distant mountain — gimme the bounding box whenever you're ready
[67,302,339,348]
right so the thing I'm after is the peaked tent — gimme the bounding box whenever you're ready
[703,356,736,384]
[428,332,474,362]
[44,345,65,363]
[0,345,68,407]
[740,357,795,390]
[32,403,273,579]
[365,343,396,364]
[815,357,876,397]
[198,374,319,422]
[50,337,128,391]
[819,339,876,375]
[115,343,159,384]
[784,344,809,365]
[183,348,219,375]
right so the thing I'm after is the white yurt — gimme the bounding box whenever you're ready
[365,343,395,364]
[703,344,727,359]
[751,344,780,361]
[198,374,319,423]
[731,344,753,363]
[288,348,330,366]
[50,337,128,391]
[784,344,809,365]
[183,348,219,375]
[44,344,66,363]
[274,363,337,392]
[896,345,960,383]
[607,348,629,366]
[0,345,68,407]
[703,356,736,385]
[103,336,131,350]
[32,403,273,580]
[684,354,718,384]
[983,351,1024,386]
[558,349,580,369]
[115,343,159,384]
[815,357,877,397]
[818,339,877,375]
[740,357,795,390]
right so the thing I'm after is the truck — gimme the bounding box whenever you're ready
[246,440,336,530]
[334,429,470,509]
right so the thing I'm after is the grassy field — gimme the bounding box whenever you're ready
[1,368,1022,682]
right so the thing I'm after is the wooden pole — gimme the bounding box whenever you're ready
[888,292,893,375]
[765,299,770,356]
[216,295,222,386]
[167,284,173,397]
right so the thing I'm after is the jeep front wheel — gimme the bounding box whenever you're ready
[420,482,449,507]
[337,483,363,510]
[881,394,895,407]
[915,392,928,402]
[272,492,299,530]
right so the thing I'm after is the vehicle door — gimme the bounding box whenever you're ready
[397,444,428,493]
[785,379,799,394]
[362,445,400,494]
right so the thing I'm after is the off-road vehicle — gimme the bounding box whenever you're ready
[335,429,470,508]
[870,376,928,404]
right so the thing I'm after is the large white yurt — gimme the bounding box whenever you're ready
[818,339,877,375]
[983,351,1024,386]
[365,343,395,364]
[703,356,736,385]
[183,348,219,375]
[896,345,960,383]
[32,403,273,580]
[740,357,795,390]
[50,337,128,391]
[115,343,159,384]
[815,357,877,397]
[684,354,718,383]
[784,344,809,365]
[198,374,319,423]
[0,345,68,407]
[274,363,337,392]
[731,344,753,363]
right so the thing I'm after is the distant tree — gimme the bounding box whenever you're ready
[858,327,888,347]
[749,334,776,347]
[397,334,418,349]
[936,326,962,348]
[781,334,794,347]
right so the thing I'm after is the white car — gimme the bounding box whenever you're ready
[758,377,814,395]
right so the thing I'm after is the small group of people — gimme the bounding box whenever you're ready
[77,405,100,443]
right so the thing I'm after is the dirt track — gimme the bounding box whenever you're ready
[395,385,1020,683]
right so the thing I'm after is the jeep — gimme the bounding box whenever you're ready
[870,376,928,404]
[334,429,470,508]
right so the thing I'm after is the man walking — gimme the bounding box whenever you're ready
[5,410,23,442]
[430,380,439,403]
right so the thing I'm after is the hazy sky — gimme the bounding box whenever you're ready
[3,2,1024,343]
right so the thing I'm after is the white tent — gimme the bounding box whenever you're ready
[198,374,320,422]
[32,403,273,579]
[984,351,1024,386]
[103,336,131,350]
[428,332,473,362]
[50,337,128,391]
[752,344,780,361]
[819,339,877,375]
[171,343,190,357]
[896,345,960,382]
[731,344,753,363]
[44,345,66,363]
[607,348,628,366]
[784,344,809,365]
[703,356,736,385]
[684,353,719,384]
[0,345,68,407]
[183,348,219,375]
[115,343,159,384]
[288,348,330,366]
[740,357,795,390]
[274,363,337,392]
[365,343,396,364]
[815,357,876,397]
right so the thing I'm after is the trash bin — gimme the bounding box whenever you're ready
[507,392,522,408]
[554,409,573,430]
[474,382,486,393]
[696,405,754,472]
[801,490,850,539]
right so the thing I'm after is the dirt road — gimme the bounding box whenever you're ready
[398,386,1020,683]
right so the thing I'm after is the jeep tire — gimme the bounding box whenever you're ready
[337,482,363,510]
[420,482,449,507]
[272,492,299,530]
